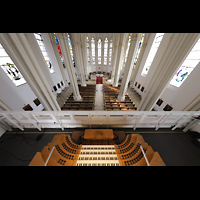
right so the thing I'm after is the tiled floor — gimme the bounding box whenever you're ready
[1,128,200,166]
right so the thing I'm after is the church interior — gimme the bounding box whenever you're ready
[0,33,200,166]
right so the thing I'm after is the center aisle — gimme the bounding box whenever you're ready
[94,84,104,111]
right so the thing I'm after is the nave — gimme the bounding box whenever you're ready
[58,83,139,111]
[1,33,200,113]
[56,70,140,111]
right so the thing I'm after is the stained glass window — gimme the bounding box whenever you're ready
[108,40,112,65]
[104,38,108,65]
[98,39,102,64]
[86,37,90,64]
[170,37,200,87]
[91,38,95,65]
[34,33,54,73]
[0,43,26,86]
[133,34,145,68]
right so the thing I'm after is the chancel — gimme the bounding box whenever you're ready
[0,33,200,166]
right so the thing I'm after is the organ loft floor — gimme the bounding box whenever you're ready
[1,128,200,166]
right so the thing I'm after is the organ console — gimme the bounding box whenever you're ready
[29,129,165,166]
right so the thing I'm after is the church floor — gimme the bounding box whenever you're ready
[94,84,104,110]
[0,128,200,166]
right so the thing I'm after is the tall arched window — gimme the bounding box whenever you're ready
[108,39,112,65]
[133,34,145,69]
[141,33,164,75]
[86,37,90,64]
[91,38,95,65]
[53,33,65,68]
[104,38,108,65]
[67,34,75,67]
[34,33,54,73]
[98,39,102,64]
[123,35,131,67]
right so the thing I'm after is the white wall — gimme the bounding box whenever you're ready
[153,61,200,111]
[0,67,44,111]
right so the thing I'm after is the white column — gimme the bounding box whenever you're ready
[107,38,110,66]
[95,38,98,72]
[111,33,120,83]
[70,33,86,86]
[25,34,56,96]
[89,38,93,67]
[113,33,129,87]
[80,33,88,81]
[101,39,104,71]
[117,34,142,101]
[138,33,200,111]
[0,33,61,111]
[57,33,82,101]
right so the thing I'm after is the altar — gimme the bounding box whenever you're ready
[96,74,103,84]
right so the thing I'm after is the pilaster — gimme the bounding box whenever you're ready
[113,33,129,87]
[111,33,120,83]
[80,33,88,81]
[70,33,86,87]
[95,38,98,72]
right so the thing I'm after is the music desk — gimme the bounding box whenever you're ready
[84,129,114,140]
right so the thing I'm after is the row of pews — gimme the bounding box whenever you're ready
[103,85,137,111]
[61,84,96,111]
[29,132,165,166]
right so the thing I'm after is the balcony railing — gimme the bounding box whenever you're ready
[0,111,199,134]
